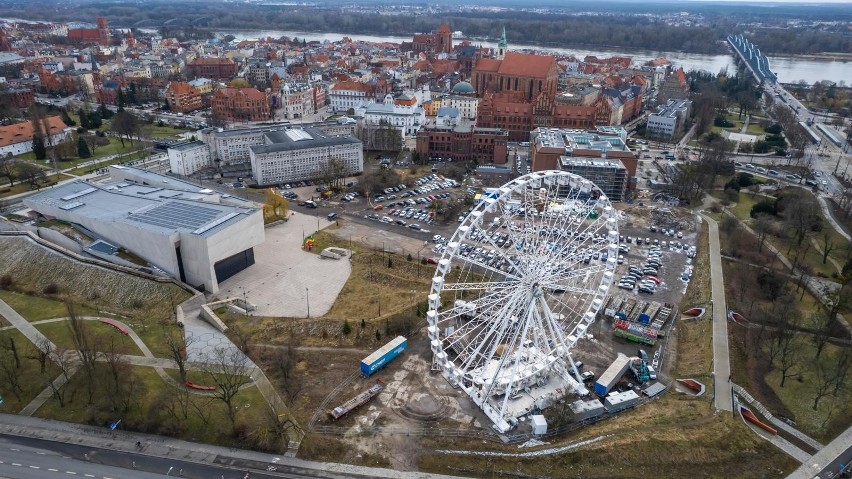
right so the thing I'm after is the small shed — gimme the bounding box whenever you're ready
[604,389,640,412]
[530,415,547,435]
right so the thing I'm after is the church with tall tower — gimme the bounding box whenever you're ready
[496,27,507,60]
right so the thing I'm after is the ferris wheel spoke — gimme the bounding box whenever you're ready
[439,280,517,292]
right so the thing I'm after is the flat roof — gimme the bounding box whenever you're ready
[250,127,361,155]
[167,140,207,152]
[25,179,258,238]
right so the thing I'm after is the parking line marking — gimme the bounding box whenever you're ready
[30,465,40,469]
[66,472,76,475]
[49,468,59,471]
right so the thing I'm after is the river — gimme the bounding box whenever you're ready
[212,29,852,85]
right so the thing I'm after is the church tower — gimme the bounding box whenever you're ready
[496,27,507,60]
[96,17,109,45]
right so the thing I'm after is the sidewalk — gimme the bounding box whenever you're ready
[787,423,852,479]
[0,414,467,479]
[702,214,732,412]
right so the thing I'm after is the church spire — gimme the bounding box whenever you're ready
[497,27,507,59]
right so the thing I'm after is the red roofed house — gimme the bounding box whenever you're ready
[165,81,202,114]
[212,88,270,123]
[186,57,239,81]
[0,117,70,157]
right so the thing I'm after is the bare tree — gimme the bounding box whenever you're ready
[163,329,195,383]
[65,302,101,404]
[200,347,253,432]
[26,336,54,374]
[102,336,134,412]
[271,343,303,405]
[812,360,837,410]
[47,352,74,408]
[821,231,837,265]
[0,155,18,186]
[0,351,23,400]
[753,214,773,253]
[832,347,852,396]
[777,330,800,388]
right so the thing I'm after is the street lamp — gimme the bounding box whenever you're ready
[305,288,310,318]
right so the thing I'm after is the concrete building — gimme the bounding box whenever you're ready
[569,399,605,422]
[248,127,363,185]
[604,390,640,412]
[167,141,212,176]
[443,91,479,121]
[558,157,628,202]
[23,167,264,293]
[647,99,692,140]
[357,94,426,139]
[186,57,239,81]
[278,83,315,120]
[188,77,214,95]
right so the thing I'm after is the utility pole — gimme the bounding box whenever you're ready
[305,288,310,318]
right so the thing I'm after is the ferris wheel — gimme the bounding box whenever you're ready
[426,171,619,432]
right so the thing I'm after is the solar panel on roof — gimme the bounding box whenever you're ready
[129,201,221,231]
[60,187,96,201]
[59,201,85,210]
[192,212,240,235]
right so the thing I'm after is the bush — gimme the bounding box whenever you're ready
[42,283,59,295]
[0,275,13,289]
[764,123,782,135]
[342,320,351,336]
[714,116,735,128]
[751,198,778,217]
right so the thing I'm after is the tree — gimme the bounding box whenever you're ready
[116,87,126,111]
[753,214,773,253]
[32,134,47,160]
[813,360,836,410]
[97,102,113,120]
[777,327,800,388]
[162,98,171,111]
[65,302,101,404]
[16,162,46,188]
[0,350,23,400]
[0,155,18,186]
[26,336,53,375]
[200,347,254,432]
[60,110,76,127]
[271,342,303,404]
[342,320,352,336]
[228,78,251,89]
[110,110,140,147]
[820,231,837,265]
[163,330,195,383]
[77,136,91,158]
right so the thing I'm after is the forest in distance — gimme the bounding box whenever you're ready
[2,1,851,56]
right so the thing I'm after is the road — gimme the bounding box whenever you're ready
[787,423,852,479]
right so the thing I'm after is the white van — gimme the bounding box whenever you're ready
[647,366,657,380]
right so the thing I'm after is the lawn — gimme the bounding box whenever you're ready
[0,291,98,322]
[35,319,143,356]
[34,365,276,448]
[765,343,852,443]
[675,220,714,382]
[0,178,59,198]
[0,329,58,414]
[729,192,761,220]
[415,395,797,479]
[143,123,195,139]
[746,123,766,135]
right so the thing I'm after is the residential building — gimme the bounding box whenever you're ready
[656,67,689,106]
[186,57,239,81]
[329,81,373,113]
[0,117,70,157]
[212,87,270,123]
[416,124,508,164]
[248,127,363,185]
[278,83,315,120]
[23,167,264,293]
[647,99,692,140]
[188,78,214,95]
[0,87,35,108]
[165,81,202,114]
[167,141,212,176]
[443,89,479,121]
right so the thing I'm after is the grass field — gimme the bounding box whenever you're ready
[416,395,796,478]
[729,192,761,220]
[0,329,55,414]
[35,319,143,356]
[0,291,98,322]
[675,220,714,383]
[34,364,274,446]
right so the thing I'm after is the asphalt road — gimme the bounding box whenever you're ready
[0,435,368,479]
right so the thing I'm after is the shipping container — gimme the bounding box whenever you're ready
[594,353,631,396]
[360,336,407,375]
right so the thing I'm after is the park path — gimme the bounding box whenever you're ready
[701,214,733,412]
[0,298,58,354]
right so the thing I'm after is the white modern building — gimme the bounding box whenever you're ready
[329,81,372,113]
[356,94,425,139]
[167,141,212,176]
[646,99,692,140]
[249,127,363,185]
[23,167,264,293]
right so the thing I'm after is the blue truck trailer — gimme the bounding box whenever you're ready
[360,336,407,375]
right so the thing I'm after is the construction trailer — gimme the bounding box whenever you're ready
[329,379,385,420]
[604,389,640,412]
[594,353,632,396]
[361,336,407,376]
[569,398,605,421]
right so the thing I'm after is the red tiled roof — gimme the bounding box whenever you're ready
[190,57,235,66]
[167,81,197,94]
[330,81,372,93]
[0,117,67,148]
[475,58,502,73]
[215,87,266,100]
[498,52,556,78]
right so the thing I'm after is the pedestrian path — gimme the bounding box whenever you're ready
[787,423,852,479]
[701,214,732,411]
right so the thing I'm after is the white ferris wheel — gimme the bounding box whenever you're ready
[426,171,619,432]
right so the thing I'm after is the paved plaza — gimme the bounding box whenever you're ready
[217,211,351,318]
